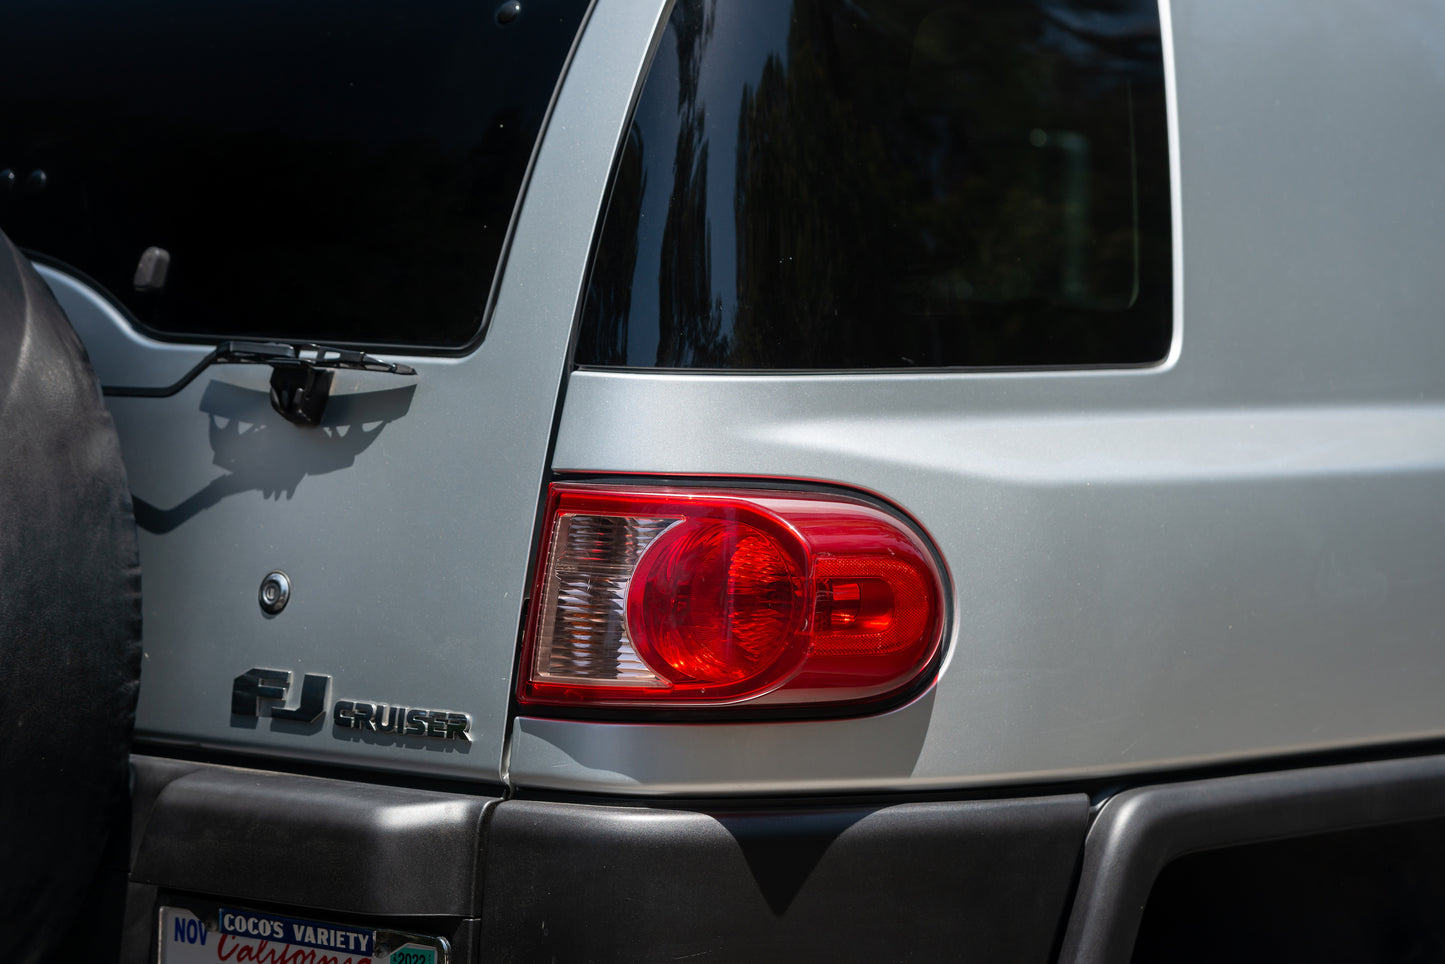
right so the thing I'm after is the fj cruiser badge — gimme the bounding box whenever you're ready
[231,668,471,742]
[332,700,471,740]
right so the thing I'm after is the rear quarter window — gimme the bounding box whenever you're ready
[577,0,1172,370]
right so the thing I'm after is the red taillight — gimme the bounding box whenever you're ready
[629,518,807,687]
[519,484,947,712]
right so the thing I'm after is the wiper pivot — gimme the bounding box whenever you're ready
[103,341,418,426]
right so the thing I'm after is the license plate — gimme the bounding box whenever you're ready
[159,904,448,964]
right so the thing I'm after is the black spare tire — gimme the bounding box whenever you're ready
[0,232,142,962]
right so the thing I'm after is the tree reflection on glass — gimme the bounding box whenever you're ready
[580,0,1171,370]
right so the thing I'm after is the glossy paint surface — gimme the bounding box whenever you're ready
[513,0,1445,793]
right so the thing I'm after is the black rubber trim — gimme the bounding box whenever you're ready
[480,794,1089,963]
[1057,752,1445,964]
[128,755,495,918]
[128,755,1088,961]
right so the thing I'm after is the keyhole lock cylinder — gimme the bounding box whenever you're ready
[259,571,291,615]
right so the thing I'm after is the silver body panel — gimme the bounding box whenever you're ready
[511,0,1445,793]
[61,0,673,781]
[522,390,1445,793]
[65,0,1445,793]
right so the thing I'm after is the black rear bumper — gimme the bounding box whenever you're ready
[123,755,1087,963]
[125,749,1445,963]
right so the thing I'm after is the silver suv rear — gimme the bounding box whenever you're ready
[5,0,1445,960]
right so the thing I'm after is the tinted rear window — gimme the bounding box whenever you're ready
[0,0,589,349]
[577,0,1172,370]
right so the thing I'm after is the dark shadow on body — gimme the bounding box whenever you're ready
[133,380,415,533]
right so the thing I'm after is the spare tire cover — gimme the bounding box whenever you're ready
[0,232,142,960]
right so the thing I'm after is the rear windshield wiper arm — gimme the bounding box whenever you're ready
[103,341,417,426]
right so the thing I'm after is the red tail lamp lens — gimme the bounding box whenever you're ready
[814,559,932,656]
[629,518,807,686]
[519,484,947,712]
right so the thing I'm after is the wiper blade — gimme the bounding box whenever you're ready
[103,341,417,398]
[266,343,418,376]
[103,341,417,426]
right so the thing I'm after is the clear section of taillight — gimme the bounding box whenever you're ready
[532,513,678,686]
[519,483,948,713]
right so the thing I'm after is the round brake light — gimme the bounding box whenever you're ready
[628,518,808,688]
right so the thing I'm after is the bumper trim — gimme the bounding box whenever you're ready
[480,794,1088,962]
[1058,752,1445,963]
[130,755,494,918]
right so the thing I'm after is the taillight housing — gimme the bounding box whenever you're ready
[518,483,947,713]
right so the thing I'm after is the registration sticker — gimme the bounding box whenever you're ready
[159,904,446,964]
